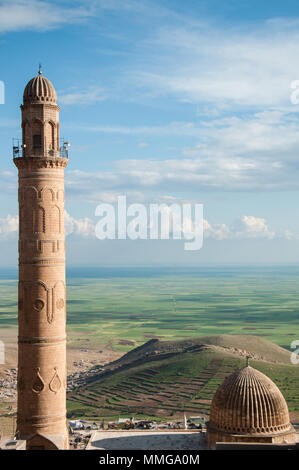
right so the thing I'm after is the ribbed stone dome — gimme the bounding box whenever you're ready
[23,70,57,105]
[209,366,292,435]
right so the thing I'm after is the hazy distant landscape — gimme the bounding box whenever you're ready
[1,265,299,351]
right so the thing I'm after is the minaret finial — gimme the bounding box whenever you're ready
[38,64,42,75]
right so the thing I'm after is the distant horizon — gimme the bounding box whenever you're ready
[2,263,299,280]
[3,262,299,268]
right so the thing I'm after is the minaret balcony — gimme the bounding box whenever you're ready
[12,139,70,159]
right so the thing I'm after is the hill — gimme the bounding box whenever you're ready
[67,335,299,422]
[107,334,291,368]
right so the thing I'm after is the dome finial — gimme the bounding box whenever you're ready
[38,63,42,75]
[246,355,251,367]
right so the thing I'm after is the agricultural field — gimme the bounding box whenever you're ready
[67,344,299,422]
[0,266,299,352]
[60,265,299,352]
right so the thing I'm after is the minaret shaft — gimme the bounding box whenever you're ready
[13,73,68,450]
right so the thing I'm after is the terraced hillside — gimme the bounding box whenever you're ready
[67,335,299,422]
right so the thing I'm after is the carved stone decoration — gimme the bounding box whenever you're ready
[40,186,55,202]
[14,157,68,170]
[31,281,53,323]
[47,299,54,324]
[51,280,66,323]
[32,367,45,394]
[34,298,44,312]
[49,367,62,394]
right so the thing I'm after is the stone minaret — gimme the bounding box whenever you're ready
[13,68,69,450]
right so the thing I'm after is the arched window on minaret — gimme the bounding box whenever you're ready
[32,119,42,152]
[57,123,60,150]
[50,122,55,150]
[45,121,55,152]
[33,134,42,149]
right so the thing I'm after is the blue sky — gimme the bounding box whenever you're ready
[1,0,299,265]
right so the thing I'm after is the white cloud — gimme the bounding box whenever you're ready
[129,19,299,109]
[204,215,275,241]
[203,219,230,241]
[283,229,295,240]
[69,121,197,136]
[0,169,17,195]
[66,107,299,192]
[0,214,18,238]
[0,0,166,35]
[64,210,95,238]
[0,0,93,33]
[60,86,107,105]
[231,215,275,240]
[56,15,299,195]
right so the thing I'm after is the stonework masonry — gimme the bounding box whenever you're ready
[13,71,68,450]
[207,365,296,449]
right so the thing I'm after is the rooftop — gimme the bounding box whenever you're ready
[86,430,205,450]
